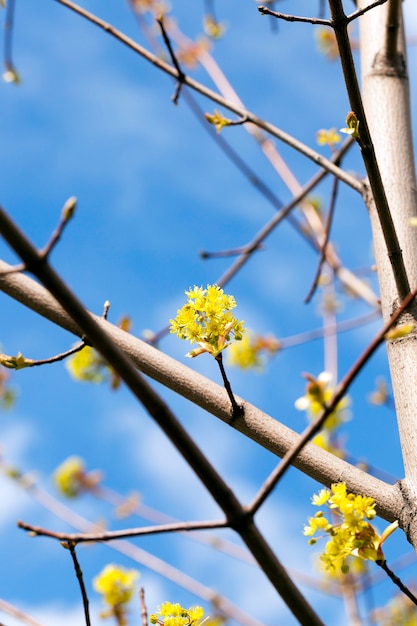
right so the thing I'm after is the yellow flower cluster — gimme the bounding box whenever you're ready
[295,372,349,431]
[53,456,102,497]
[315,28,339,60]
[227,332,280,370]
[66,345,107,383]
[94,564,139,624]
[304,483,390,574]
[150,602,205,626]
[170,285,245,358]
[204,110,232,134]
[340,111,360,140]
[316,128,341,147]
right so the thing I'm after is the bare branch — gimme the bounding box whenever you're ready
[257,6,331,26]
[18,518,228,543]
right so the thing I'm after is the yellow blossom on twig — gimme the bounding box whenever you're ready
[66,345,107,383]
[0,352,34,370]
[304,483,398,574]
[170,284,245,358]
[94,564,139,625]
[340,111,360,140]
[150,602,206,626]
[316,128,341,147]
[203,15,226,39]
[315,28,339,60]
[205,109,232,134]
[227,331,280,370]
[53,456,102,497]
[295,372,349,432]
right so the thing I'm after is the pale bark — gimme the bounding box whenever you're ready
[358,0,417,544]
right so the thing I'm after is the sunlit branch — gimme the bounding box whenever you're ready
[53,0,364,194]
[304,174,340,304]
[0,258,400,522]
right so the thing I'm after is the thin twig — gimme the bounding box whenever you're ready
[64,542,91,626]
[377,559,417,605]
[215,352,243,419]
[18,518,228,543]
[346,0,389,24]
[257,6,331,25]
[304,174,340,303]
[156,16,185,104]
[248,285,417,515]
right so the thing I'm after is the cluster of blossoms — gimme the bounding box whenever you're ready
[150,602,206,626]
[315,28,339,60]
[170,285,245,358]
[227,332,280,370]
[295,372,349,456]
[316,127,341,148]
[66,316,131,388]
[53,456,102,498]
[66,346,108,384]
[304,483,397,574]
[94,564,139,625]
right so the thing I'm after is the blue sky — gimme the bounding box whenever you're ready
[1,1,417,625]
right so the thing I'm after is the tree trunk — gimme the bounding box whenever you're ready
[358,0,417,546]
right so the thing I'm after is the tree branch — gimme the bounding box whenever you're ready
[0,258,401,522]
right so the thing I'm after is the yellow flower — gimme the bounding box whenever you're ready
[203,15,226,39]
[94,564,139,609]
[170,284,245,358]
[316,128,341,147]
[340,111,360,139]
[227,331,280,370]
[205,110,232,134]
[304,483,397,574]
[315,28,339,60]
[66,345,106,383]
[150,602,205,626]
[53,456,102,497]
[295,372,349,431]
